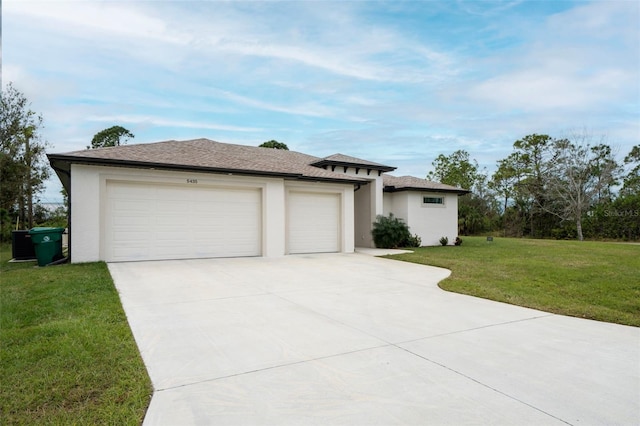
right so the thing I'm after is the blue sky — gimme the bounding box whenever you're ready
[3,0,639,202]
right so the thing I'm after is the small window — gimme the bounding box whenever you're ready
[423,196,444,205]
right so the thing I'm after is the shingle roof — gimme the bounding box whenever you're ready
[383,175,470,194]
[311,153,396,172]
[48,138,468,194]
[48,139,369,184]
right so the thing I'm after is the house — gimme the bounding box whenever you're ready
[47,139,469,263]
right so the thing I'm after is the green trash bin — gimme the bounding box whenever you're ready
[28,227,65,267]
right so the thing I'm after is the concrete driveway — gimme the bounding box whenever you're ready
[108,253,639,425]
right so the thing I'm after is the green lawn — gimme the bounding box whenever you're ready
[0,245,152,425]
[390,237,640,327]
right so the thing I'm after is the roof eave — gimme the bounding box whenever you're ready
[383,185,471,195]
[292,176,370,185]
[47,154,368,185]
[310,159,396,173]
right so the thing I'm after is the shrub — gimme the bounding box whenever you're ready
[552,224,577,240]
[371,214,412,249]
[439,236,449,246]
[404,234,422,248]
[455,236,463,246]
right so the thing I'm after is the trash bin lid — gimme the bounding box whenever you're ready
[28,227,66,234]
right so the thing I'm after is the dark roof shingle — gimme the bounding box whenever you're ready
[48,138,468,194]
[383,175,470,194]
[48,138,368,183]
[311,153,395,171]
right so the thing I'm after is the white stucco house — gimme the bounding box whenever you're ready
[48,139,469,263]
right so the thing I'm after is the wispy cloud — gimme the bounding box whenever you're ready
[7,0,456,83]
[3,0,638,201]
[86,115,263,133]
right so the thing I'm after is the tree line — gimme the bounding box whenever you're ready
[428,133,640,241]
[0,84,137,241]
[1,84,51,238]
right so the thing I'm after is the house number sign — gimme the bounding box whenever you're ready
[186,179,198,184]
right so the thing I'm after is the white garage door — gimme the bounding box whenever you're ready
[105,181,262,261]
[288,191,340,254]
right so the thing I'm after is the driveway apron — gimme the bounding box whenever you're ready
[108,253,640,425]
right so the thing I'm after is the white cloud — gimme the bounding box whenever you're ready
[468,67,632,111]
[86,115,263,133]
[203,89,336,118]
[5,0,187,45]
[456,0,525,17]
[4,0,638,201]
[453,0,639,134]
[6,0,455,84]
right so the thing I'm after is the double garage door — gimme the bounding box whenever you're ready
[105,181,262,262]
[104,181,341,262]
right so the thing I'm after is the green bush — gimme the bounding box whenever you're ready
[371,214,412,249]
[404,234,422,248]
[439,236,449,246]
[551,224,577,240]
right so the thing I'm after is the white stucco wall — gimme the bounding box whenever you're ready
[354,186,371,247]
[70,164,102,263]
[336,168,383,248]
[69,164,354,262]
[263,180,286,257]
[383,191,459,246]
[383,191,408,219]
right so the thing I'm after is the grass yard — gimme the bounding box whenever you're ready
[390,237,640,327]
[0,245,152,425]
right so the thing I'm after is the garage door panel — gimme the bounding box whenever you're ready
[156,201,185,213]
[105,182,262,261]
[155,215,184,227]
[155,230,186,240]
[113,246,150,260]
[288,192,340,254]
[113,216,150,227]
[112,199,150,212]
[112,230,148,241]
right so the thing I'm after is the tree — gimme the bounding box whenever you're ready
[259,140,289,150]
[88,125,134,149]
[426,150,496,235]
[489,152,528,236]
[426,150,478,190]
[1,83,50,234]
[621,145,640,196]
[511,134,555,237]
[589,143,621,203]
[543,133,618,241]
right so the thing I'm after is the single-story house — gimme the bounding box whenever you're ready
[47,138,469,263]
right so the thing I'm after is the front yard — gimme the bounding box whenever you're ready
[0,245,152,425]
[391,237,640,327]
[2,236,637,424]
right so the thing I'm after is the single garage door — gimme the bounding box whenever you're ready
[288,191,340,254]
[105,181,262,261]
